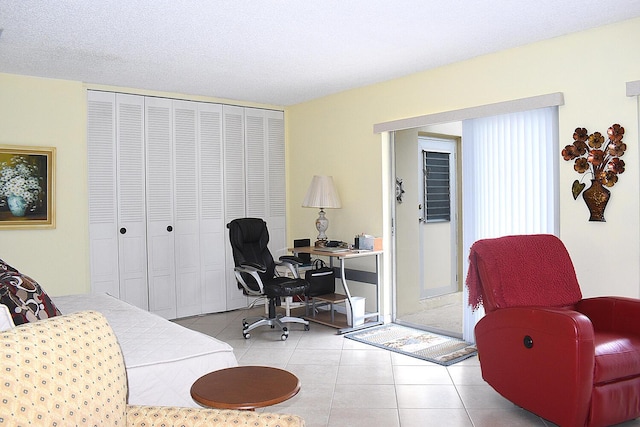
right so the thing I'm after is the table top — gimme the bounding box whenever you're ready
[190,366,301,410]
[291,246,383,258]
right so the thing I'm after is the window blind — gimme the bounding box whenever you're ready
[462,107,558,240]
[461,106,559,341]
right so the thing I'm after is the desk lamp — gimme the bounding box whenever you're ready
[302,175,342,243]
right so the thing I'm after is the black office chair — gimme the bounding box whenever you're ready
[227,218,310,340]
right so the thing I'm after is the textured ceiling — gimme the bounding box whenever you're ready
[1,1,640,106]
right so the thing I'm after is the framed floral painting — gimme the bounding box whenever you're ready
[0,145,56,229]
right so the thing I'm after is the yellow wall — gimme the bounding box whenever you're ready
[394,128,420,314]
[2,17,639,304]
[0,74,88,296]
[0,74,280,297]
[287,17,640,302]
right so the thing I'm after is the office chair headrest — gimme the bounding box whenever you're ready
[228,218,269,247]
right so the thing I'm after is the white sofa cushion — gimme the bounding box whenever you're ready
[53,293,238,407]
[0,304,14,331]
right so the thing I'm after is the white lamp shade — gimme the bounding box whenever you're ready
[302,176,342,209]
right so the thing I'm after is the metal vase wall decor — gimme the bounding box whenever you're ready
[562,124,626,222]
[582,179,610,222]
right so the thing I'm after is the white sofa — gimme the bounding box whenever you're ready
[1,309,304,427]
[1,293,238,408]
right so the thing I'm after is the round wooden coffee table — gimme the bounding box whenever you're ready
[190,366,301,410]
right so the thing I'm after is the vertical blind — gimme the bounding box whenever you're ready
[461,106,559,341]
[462,107,558,241]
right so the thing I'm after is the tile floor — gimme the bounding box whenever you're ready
[397,292,463,337]
[174,308,640,427]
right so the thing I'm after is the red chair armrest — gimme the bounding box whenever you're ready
[576,296,640,334]
[475,306,594,427]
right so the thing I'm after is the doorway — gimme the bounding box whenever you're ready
[418,136,457,299]
[393,126,463,337]
[378,94,563,342]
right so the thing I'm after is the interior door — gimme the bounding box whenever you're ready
[87,91,120,299]
[173,100,201,318]
[418,136,457,298]
[116,94,149,310]
[265,110,287,259]
[198,102,227,313]
[145,97,177,319]
[245,108,287,258]
[394,125,463,337]
[223,105,249,310]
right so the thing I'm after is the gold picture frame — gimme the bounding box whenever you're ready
[0,145,56,229]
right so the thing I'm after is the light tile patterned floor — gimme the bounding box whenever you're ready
[174,307,640,427]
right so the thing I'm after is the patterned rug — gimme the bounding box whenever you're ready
[345,323,477,366]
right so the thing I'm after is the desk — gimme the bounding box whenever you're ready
[190,366,300,410]
[291,246,383,334]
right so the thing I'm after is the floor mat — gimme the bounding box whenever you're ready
[345,323,477,366]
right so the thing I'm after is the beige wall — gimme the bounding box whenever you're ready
[2,17,639,305]
[394,128,420,315]
[287,17,640,306]
[0,74,279,297]
[0,74,89,296]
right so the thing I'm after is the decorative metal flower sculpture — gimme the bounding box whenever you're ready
[561,124,626,221]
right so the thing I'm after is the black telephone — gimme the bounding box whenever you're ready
[325,240,343,247]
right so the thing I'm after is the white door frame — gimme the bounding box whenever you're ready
[388,129,471,340]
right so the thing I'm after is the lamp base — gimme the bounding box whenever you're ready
[315,209,329,241]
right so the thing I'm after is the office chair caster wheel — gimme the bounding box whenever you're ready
[243,332,251,339]
[304,324,310,331]
[242,321,249,328]
[281,327,288,341]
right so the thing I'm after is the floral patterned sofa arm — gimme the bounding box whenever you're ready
[0,310,304,427]
[127,406,304,427]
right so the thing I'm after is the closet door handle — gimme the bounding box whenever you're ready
[120,227,127,235]
[167,226,173,232]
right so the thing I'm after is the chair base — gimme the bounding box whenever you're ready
[242,313,309,341]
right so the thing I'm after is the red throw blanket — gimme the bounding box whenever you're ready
[466,234,582,312]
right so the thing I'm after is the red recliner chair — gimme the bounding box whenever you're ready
[467,234,640,427]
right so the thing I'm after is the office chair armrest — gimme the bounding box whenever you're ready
[237,262,267,273]
[279,255,304,266]
[277,256,304,279]
[233,264,266,295]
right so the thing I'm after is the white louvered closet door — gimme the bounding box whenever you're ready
[245,108,286,258]
[87,91,148,310]
[116,94,148,309]
[173,100,201,318]
[265,110,286,259]
[245,108,267,219]
[89,91,286,317]
[198,103,227,313]
[145,97,177,319]
[223,105,248,310]
[87,91,120,298]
